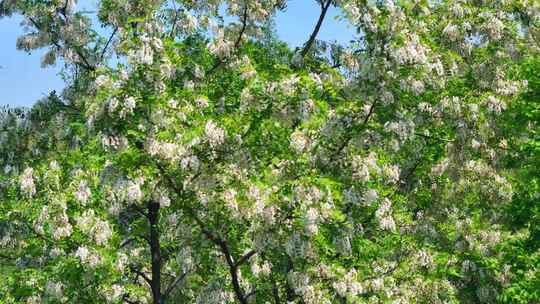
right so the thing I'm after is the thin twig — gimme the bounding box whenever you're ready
[100,27,118,61]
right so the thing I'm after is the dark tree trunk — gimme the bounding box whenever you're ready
[148,201,162,304]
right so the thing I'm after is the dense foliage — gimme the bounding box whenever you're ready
[1,0,540,303]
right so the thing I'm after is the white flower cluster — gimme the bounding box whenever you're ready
[287,271,327,304]
[375,198,396,231]
[245,184,276,224]
[101,134,128,151]
[207,28,233,58]
[195,285,235,304]
[103,284,125,302]
[391,33,429,65]
[204,120,226,147]
[154,187,171,208]
[147,138,188,162]
[250,259,272,278]
[75,245,101,268]
[413,249,434,269]
[363,189,379,206]
[50,202,73,240]
[45,281,64,300]
[119,96,137,118]
[20,167,36,197]
[304,208,321,236]
[384,119,415,141]
[290,130,309,153]
[352,152,379,182]
[76,210,113,245]
[285,232,314,259]
[74,180,91,205]
[332,269,364,298]
[485,95,507,115]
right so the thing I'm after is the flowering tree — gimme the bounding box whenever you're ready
[1,0,540,303]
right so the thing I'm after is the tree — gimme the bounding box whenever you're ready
[1,0,539,303]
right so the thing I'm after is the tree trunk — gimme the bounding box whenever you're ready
[148,201,162,304]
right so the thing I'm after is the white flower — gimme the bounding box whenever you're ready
[26,295,41,304]
[20,167,36,197]
[45,281,64,299]
[414,250,434,268]
[195,96,209,108]
[93,220,112,245]
[290,130,309,153]
[120,96,137,118]
[129,44,153,65]
[443,23,460,40]
[471,139,481,149]
[375,198,396,231]
[333,281,348,297]
[207,29,232,57]
[104,284,124,302]
[362,189,378,206]
[383,165,400,184]
[205,120,225,147]
[126,178,144,203]
[95,75,111,88]
[76,210,112,245]
[75,245,101,268]
[485,95,506,114]
[75,246,90,261]
[304,208,320,235]
[74,180,91,205]
[223,188,239,213]
[155,188,171,208]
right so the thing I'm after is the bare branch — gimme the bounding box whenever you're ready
[100,27,118,61]
[234,250,256,268]
[299,0,332,58]
[234,4,249,48]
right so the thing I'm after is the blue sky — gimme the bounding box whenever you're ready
[0,1,355,107]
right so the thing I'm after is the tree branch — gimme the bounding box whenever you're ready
[26,16,95,71]
[272,279,281,304]
[331,100,377,162]
[234,250,256,268]
[120,237,137,248]
[299,0,332,58]
[208,2,249,74]
[131,268,152,286]
[168,0,179,39]
[100,26,118,61]
[123,295,142,304]
[234,4,249,48]
[163,271,189,299]
[155,164,248,303]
